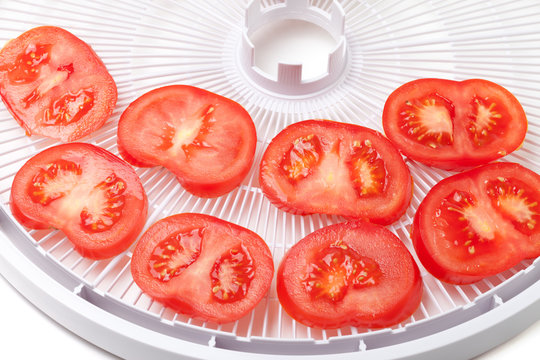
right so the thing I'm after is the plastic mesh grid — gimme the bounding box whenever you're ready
[0,0,539,351]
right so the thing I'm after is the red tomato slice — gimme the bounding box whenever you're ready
[10,143,148,259]
[277,220,422,329]
[117,85,257,198]
[259,120,412,225]
[0,26,117,142]
[383,79,527,170]
[131,213,274,323]
[412,162,540,284]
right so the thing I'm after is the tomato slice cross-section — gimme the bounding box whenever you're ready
[117,85,257,198]
[412,162,540,284]
[131,213,274,323]
[277,220,422,329]
[303,242,381,303]
[259,120,412,224]
[10,143,148,259]
[0,26,117,141]
[383,79,527,170]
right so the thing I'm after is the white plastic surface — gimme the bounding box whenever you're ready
[0,0,539,359]
[240,0,348,95]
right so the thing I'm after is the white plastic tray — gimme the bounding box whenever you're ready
[0,1,539,359]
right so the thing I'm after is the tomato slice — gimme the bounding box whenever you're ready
[117,85,257,198]
[412,162,540,284]
[131,213,274,323]
[0,26,117,142]
[259,120,412,224]
[277,220,422,329]
[382,79,527,170]
[10,143,148,259]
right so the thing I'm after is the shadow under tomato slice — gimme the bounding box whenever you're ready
[10,143,148,259]
[130,213,274,324]
[412,162,540,284]
[277,220,422,329]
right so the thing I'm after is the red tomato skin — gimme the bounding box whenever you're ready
[9,192,50,230]
[411,211,485,285]
[259,120,412,225]
[117,85,257,198]
[277,220,422,329]
[412,162,540,284]
[0,26,117,142]
[10,143,148,259]
[383,79,527,170]
[131,213,274,324]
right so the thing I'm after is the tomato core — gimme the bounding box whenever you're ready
[28,159,130,233]
[158,104,215,159]
[441,190,497,255]
[399,93,455,148]
[486,177,539,235]
[79,173,126,233]
[6,43,52,84]
[467,96,506,147]
[29,160,82,205]
[41,89,94,126]
[348,140,386,197]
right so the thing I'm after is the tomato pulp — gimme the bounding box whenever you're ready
[412,162,540,284]
[117,85,257,198]
[0,26,117,141]
[131,213,274,323]
[10,143,148,259]
[277,220,422,329]
[383,79,527,170]
[259,120,412,224]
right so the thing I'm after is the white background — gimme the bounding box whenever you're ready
[0,273,538,359]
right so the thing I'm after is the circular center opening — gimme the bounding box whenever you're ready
[250,19,338,80]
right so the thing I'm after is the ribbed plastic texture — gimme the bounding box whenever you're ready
[0,0,539,358]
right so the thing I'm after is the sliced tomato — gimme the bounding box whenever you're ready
[277,220,422,329]
[117,85,257,198]
[412,162,540,284]
[10,143,148,259]
[382,79,527,170]
[131,213,274,323]
[259,120,412,224]
[0,26,117,142]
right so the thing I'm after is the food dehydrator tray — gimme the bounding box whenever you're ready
[0,0,539,359]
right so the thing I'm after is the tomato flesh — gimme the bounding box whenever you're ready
[280,134,322,182]
[10,143,148,259]
[41,88,94,126]
[383,79,527,170]
[348,140,387,197]
[277,220,422,329]
[0,26,117,141]
[412,162,540,284]
[149,228,203,282]
[486,177,539,235]
[210,245,255,303]
[7,43,52,84]
[260,120,412,224]
[117,85,257,198]
[131,213,274,323]
[399,92,455,149]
